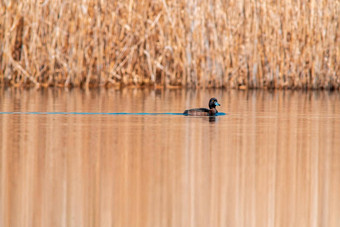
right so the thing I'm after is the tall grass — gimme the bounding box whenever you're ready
[0,0,339,89]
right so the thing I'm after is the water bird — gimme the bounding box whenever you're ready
[183,98,221,116]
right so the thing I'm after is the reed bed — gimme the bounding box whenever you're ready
[0,0,339,89]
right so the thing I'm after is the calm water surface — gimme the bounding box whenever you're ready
[1,88,340,227]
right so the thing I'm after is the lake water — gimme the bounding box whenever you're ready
[1,88,340,227]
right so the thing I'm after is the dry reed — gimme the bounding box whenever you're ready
[0,0,339,89]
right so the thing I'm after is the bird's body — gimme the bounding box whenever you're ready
[183,98,221,116]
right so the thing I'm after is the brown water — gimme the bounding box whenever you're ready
[1,88,340,227]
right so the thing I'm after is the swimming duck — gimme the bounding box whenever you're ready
[183,98,221,116]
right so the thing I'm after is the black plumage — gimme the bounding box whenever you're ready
[183,98,221,116]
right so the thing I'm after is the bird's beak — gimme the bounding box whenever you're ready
[215,101,220,106]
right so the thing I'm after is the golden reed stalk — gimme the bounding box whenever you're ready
[0,0,339,89]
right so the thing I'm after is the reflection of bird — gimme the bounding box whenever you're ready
[183,98,221,116]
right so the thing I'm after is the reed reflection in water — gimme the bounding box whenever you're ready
[1,89,340,227]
